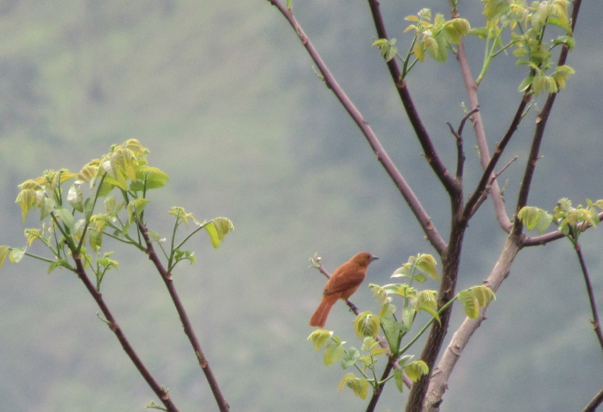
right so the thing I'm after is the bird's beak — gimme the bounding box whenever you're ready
[371,256,379,261]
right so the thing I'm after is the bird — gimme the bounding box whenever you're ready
[309,252,378,328]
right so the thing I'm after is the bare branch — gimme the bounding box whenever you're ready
[463,91,530,224]
[72,257,180,412]
[573,243,603,352]
[268,0,446,254]
[455,39,512,231]
[447,107,479,181]
[467,156,518,220]
[138,222,230,412]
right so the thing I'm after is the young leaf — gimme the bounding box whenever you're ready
[204,217,234,248]
[353,312,380,339]
[404,360,429,382]
[341,347,360,369]
[67,183,84,212]
[307,329,332,350]
[458,289,478,318]
[53,207,75,233]
[415,254,439,281]
[381,316,404,353]
[393,368,404,392]
[338,374,370,399]
[9,247,25,263]
[324,341,345,366]
[0,245,9,269]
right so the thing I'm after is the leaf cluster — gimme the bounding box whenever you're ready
[372,8,470,78]
[2,139,234,289]
[307,254,494,401]
[519,197,603,244]
[472,0,574,92]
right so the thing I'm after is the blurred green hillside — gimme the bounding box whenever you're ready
[0,1,602,411]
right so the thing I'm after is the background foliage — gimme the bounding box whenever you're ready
[0,0,601,411]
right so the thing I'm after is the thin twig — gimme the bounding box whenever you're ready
[468,156,518,219]
[455,39,512,231]
[574,243,603,352]
[138,222,230,412]
[268,0,446,254]
[446,107,479,181]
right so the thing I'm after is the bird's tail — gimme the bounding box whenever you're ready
[309,295,337,328]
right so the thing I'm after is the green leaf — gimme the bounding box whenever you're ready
[379,299,396,318]
[381,316,404,353]
[353,312,380,339]
[307,329,332,350]
[341,347,359,369]
[402,307,415,331]
[15,188,41,222]
[48,259,69,274]
[0,245,9,269]
[338,374,370,399]
[9,247,25,263]
[458,289,478,318]
[415,254,439,281]
[518,206,552,233]
[324,341,345,366]
[53,207,75,233]
[132,166,170,191]
[393,368,404,392]
[67,183,84,212]
[458,286,495,318]
[204,217,234,248]
[414,39,425,61]
[404,360,429,382]
[517,76,534,92]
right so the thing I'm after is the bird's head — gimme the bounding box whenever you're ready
[352,252,379,267]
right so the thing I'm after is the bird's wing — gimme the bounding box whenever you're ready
[323,261,366,295]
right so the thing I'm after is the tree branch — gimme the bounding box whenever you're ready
[455,38,512,231]
[72,256,180,412]
[574,243,603,352]
[583,387,603,412]
[423,235,523,411]
[268,0,446,254]
[366,0,461,198]
[138,222,230,412]
[463,92,530,223]
[522,210,603,247]
[512,0,583,235]
[446,107,478,181]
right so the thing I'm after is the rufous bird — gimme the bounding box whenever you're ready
[309,252,378,328]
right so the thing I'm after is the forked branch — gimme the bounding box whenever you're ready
[366,0,461,198]
[268,0,446,254]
